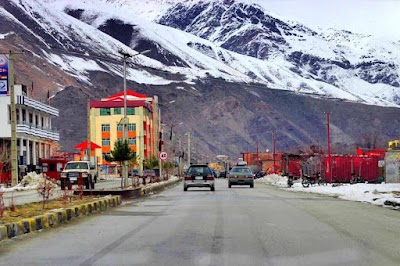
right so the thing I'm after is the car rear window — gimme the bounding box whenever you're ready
[187,166,211,176]
[230,167,251,174]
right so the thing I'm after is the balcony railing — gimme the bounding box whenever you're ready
[16,122,59,141]
[17,95,59,116]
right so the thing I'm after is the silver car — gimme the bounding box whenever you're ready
[183,164,215,191]
[228,166,254,188]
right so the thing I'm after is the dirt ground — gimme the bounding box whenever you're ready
[0,194,104,224]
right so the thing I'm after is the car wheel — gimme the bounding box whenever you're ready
[94,175,97,183]
[61,179,66,190]
[85,178,90,189]
[184,186,188,191]
[250,184,254,188]
[211,186,215,191]
[228,183,231,188]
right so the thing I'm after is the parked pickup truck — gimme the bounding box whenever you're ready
[60,161,96,190]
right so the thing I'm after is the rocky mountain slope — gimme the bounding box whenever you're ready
[0,0,399,159]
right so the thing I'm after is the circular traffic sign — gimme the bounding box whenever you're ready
[159,151,169,161]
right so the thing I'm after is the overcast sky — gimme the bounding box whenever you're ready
[245,0,400,39]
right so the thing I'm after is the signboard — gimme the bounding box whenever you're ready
[159,151,169,161]
[0,55,8,95]
[385,151,400,183]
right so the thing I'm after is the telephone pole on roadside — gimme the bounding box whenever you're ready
[1,51,23,185]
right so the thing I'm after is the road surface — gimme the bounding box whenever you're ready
[0,179,399,266]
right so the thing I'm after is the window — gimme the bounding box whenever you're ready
[102,138,110,146]
[100,108,111,116]
[128,138,136,145]
[102,153,111,160]
[127,123,136,131]
[101,124,110,132]
[114,108,121,115]
[127,107,135,115]
[117,124,123,132]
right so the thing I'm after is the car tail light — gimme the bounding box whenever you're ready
[206,176,214,180]
[184,176,192,180]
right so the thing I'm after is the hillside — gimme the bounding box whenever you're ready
[0,0,399,159]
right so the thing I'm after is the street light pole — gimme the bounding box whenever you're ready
[118,49,150,187]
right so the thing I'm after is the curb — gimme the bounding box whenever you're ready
[0,196,121,241]
[141,178,181,196]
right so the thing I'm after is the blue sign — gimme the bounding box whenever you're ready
[0,54,9,95]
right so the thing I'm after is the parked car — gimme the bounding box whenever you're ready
[228,165,254,188]
[60,161,96,190]
[184,164,215,191]
[143,169,157,183]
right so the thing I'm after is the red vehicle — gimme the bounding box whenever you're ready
[39,158,68,180]
[281,153,308,180]
[0,162,11,185]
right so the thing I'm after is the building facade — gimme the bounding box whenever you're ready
[0,84,60,176]
[89,90,161,176]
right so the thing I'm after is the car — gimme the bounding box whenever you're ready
[228,165,254,188]
[183,164,215,191]
[60,161,96,190]
[142,169,157,183]
[219,171,227,178]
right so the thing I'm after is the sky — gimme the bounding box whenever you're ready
[245,0,400,39]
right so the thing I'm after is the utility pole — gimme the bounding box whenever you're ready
[325,112,332,183]
[273,130,276,174]
[187,132,191,166]
[2,51,23,186]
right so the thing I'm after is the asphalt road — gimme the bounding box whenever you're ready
[0,179,399,266]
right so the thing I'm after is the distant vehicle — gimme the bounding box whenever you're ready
[143,169,157,183]
[60,161,96,190]
[219,171,227,178]
[184,164,215,191]
[228,165,254,188]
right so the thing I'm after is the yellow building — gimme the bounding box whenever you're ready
[89,90,160,176]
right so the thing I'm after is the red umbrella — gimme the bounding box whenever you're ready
[74,140,101,150]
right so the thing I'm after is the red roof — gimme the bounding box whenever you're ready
[74,140,101,150]
[89,100,153,112]
[107,90,147,101]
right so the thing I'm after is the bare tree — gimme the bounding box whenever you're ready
[355,133,381,149]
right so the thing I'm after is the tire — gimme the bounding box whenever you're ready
[91,178,95,189]
[302,178,310,188]
[211,186,215,191]
[94,175,97,183]
[228,183,231,188]
[184,186,188,191]
[250,184,254,188]
[61,179,66,190]
[85,178,90,189]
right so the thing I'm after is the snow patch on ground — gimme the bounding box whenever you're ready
[256,174,400,208]
[0,172,57,192]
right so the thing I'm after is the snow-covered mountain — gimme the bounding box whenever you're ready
[6,0,400,107]
[1,0,400,156]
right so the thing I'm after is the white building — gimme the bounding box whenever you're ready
[0,85,59,173]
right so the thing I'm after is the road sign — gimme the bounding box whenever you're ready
[159,151,169,161]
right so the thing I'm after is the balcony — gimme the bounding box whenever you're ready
[16,122,59,141]
[17,95,59,116]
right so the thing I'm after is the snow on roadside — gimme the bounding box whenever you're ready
[256,174,400,208]
[0,172,58,192]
